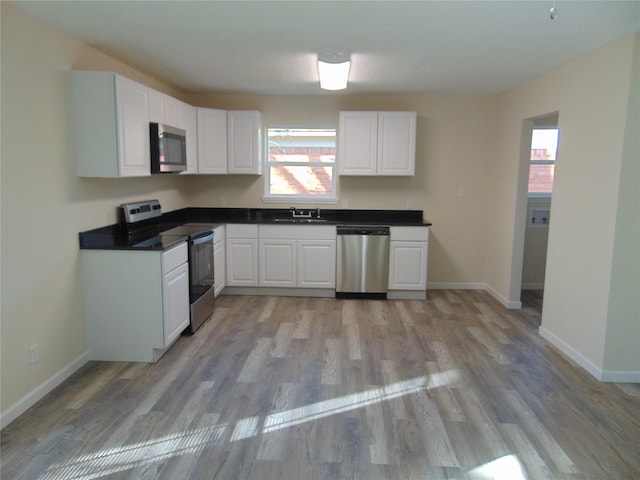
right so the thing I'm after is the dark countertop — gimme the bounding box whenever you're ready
[79,207,432,251]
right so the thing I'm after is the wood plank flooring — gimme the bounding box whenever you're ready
[2,290,639,479]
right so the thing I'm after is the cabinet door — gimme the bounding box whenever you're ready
[298,239,336,288]
[162,262,190,346]
[388,241,428,290]
[148,89,164,123]
[227,110,262,174]
[259,239,297,287]
[377,112,416,175]
[197,108,228,174]
[178,101,198,174]
[226,238,259,286]
[115,75,151,177]
[214,238,226,297]
[338,111,377,175]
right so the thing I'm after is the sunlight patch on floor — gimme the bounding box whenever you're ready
[39,425,227,480]
[39,370,459,479]
[464,455,528,480]
[262,371,457,434]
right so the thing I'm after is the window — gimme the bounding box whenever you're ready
[528,128,558,196]
[265,127,337,201]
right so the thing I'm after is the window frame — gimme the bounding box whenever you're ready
[528,127,558,199]
[262,125,339,204]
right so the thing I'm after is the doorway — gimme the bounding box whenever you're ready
[518,113,558,298]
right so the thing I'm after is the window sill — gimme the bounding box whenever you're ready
[527,194,552,203]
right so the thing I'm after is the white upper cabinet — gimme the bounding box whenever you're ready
[338,111,416,176]
[197,108,228,174]
[338,111,378,175]
[377,112,417,175]
[227,110,263,174]
[72,71,151,177]
[149,90,197,174]
[177,101,198,174]
[148,89,179,126]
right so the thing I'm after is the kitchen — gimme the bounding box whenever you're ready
[1,1,638,477]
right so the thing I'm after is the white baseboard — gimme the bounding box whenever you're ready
[427,282,522,309]
[539,327,640,383]
[1,351,89,429]
[538,326,604,379]
[427,282,487,290]
[485,284,522,309]
[600,370,640,383]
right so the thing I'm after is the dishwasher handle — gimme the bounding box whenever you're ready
[337,226,390,236]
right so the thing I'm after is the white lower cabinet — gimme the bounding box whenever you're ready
[298,240,336,288]
[82,242,189,362]
[162,261,190,346]
[388,227,429,292]
[226,224,259,286]
[259,225,336,289]
[213,225,226,296]
[259,238,297,287]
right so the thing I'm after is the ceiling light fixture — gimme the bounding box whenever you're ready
[317,53,351,91]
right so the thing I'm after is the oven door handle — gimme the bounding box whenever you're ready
[192,231,214,245]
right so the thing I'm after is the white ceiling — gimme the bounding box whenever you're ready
[8,0,640,95]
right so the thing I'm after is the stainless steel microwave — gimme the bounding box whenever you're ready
[150,123,187,173]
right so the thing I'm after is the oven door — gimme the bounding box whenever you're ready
[190,231,215,304]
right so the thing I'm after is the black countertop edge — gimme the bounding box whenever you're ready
[168,207,431,226]
[79,207,432,251]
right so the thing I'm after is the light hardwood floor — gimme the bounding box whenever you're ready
[2,290,639,479]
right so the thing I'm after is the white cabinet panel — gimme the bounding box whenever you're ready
[197,108,228,174]
[377,112,417,175]
[338,111,378,175]
[115,75,152,177]
[260,239,297,287]
[213,225,226,297]
[298,240,336,288]
[388,242,428,290]
[227,110,262,174]
[162,262,190,346]
[178,101,198,174]
[226,234,259,286]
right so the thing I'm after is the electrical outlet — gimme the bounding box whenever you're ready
[406,199,413,209]
[458,186,465,198]
[219,196,226,207]
[342,198,349,208]
[29,344,39,365]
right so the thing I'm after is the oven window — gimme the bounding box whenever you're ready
[190,239,214,302]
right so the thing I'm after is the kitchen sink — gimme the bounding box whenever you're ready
[273,218,329,224]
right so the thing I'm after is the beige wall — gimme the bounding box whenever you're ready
[603,34,640,374]
[1,5,637,426]
[0,5,194,424]
[491,33,639,379]
[184,93,495,286]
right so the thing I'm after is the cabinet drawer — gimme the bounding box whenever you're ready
[390,226,429,242]
[226,223,258,238]
[162,242,188,273]
[259,224,336,240]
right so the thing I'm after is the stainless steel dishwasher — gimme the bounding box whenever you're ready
[336,225,390,299]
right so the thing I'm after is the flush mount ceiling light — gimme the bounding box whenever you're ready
[317,53,351,91]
